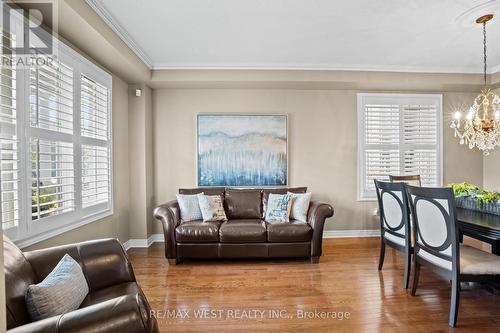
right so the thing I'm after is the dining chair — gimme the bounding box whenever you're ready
[374,180,412,289]
[389,174,421,187]
[406,185,500,327]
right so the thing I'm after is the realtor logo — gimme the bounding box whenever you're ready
[1,0,56,67]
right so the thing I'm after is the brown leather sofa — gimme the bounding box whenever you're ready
[4,236,159,333]
[154,187,334,264]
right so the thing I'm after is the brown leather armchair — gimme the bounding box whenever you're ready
[3,236,159,333]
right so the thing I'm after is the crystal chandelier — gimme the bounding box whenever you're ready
[451,14,500,156]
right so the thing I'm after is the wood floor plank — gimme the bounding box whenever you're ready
[128,238,500,332]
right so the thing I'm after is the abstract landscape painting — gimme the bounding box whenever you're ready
[197,115,287,186]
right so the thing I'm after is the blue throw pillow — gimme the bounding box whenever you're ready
[265,193,293,222]
[25,254,89,321]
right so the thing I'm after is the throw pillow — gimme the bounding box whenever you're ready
[176,193,203,221]
[265,193,292,222]
[25,254,89,321]
[288,192,312,222]
[197,194,228,222]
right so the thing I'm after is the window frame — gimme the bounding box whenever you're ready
[357,93,443,201]
[2,17,113,248]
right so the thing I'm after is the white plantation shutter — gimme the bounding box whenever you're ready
[358,94,442,199]
[401,103,439,187]
[31,139,75,219]
[29,53,77,226]
[0,5,113,246]
[82,145,110,208]
[81,76,109,140]
[364,150,400,192]
[365,104,400,145]
[80,75,111,210]
[0,31,19,233]
[29,55,74,134]
[403,150,438,186]
[363,104,401,193]
[403,105,438,145]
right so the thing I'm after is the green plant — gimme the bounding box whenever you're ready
[476,191,500,208]
[448,183,481,197]
[32,189,58,217]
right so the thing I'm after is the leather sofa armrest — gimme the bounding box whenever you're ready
[153,200,180,259]
[307,201,334,258]
[7,294,159,333]
[24,239,136,292]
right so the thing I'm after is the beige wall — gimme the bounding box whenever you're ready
[443,92,486,187]
[145,88,155,237]
[25,75,131,250]
[152,89,483,232]
[492,72,500,88]
[128,85,155,239]
[484,149,500,191]
[483,87,500,192]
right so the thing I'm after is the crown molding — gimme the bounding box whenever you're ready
[152,63,499,75]
[85,0,153,69]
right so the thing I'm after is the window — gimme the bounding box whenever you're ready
[1,15,112,247]
[357,93,442,200]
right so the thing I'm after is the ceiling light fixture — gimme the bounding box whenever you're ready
[451,14,500,156]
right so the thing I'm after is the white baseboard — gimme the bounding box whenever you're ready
[123,234,164,251]
[322,230,379,238]
[148,233,164,244]
[122,239,146,251]
[122,230,380,250]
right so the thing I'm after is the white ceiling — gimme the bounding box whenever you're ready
[89,0,500,73]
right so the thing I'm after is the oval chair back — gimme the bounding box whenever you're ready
[406,185,459,276]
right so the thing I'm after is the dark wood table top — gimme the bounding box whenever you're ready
[457,208,500,255]
[457,208,500,235]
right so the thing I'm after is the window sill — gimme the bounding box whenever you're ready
[15,209,114,249]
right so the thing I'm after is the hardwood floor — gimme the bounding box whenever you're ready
[128,238,500,332]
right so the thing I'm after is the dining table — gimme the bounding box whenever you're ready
[457,208,500,255]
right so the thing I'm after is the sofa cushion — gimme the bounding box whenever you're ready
[266,220,313,242]
[224,188,262,219]
[219,219,267,243]
[179,187,225,197]
[175,221,222,243]
[262,187,307,218]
